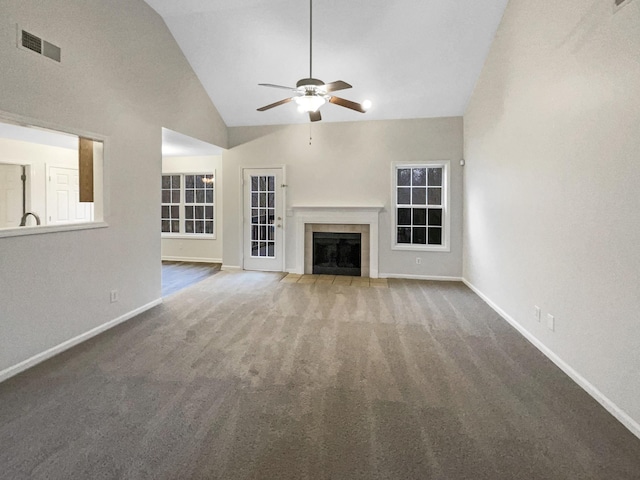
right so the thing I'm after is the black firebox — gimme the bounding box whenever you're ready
[312,232,361,276]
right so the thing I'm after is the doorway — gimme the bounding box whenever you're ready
[243,167,285,272]
[160,127,225,295]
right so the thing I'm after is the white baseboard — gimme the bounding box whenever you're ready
[379,273,463,282]
[0,298,162,384]
[221,264,242,272]
[462,278,640,441]
[162,256,222,264]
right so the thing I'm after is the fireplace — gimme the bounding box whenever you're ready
[313,232,361,276]
[292,206,382,278]
[304,223,370,276]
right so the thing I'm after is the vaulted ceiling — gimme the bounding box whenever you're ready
[144,0,509,127]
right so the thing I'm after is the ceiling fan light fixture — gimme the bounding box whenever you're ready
[256,0,367,121]
[294,95,326,113]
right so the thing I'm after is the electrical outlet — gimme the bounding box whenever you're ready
[110,290,119,303]
[416,257,421,265]
[547,314,555,331]
[534,306,541,322]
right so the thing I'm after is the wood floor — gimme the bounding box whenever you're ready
[161,261,220,297]
[1,271,639,479]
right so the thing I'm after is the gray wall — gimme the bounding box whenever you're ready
[464,0,640,432]
[0,0,227,374]
[223,118,463,278]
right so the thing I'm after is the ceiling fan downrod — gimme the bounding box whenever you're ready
[309,0,313,79]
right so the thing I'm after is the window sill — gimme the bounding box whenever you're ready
[161,234,217,240]
[392,243,451,253]
[0,221,108,239]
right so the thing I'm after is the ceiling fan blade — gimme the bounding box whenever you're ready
[257,97,293,111]
[309,110,322,122]
[329,96,366,113]
[323,80,352,93]
[259,83,297,91]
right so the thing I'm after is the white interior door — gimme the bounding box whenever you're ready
[243,168,284,272]
[0,164,23,228]
[47,166,93,224]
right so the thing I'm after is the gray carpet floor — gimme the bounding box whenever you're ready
[1,271,639,479]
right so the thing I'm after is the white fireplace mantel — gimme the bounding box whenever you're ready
[291,206,383,278]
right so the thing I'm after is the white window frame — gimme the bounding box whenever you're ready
[161,171,216,239]
[391,160,450,252]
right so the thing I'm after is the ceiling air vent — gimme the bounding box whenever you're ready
[18,28,61,63]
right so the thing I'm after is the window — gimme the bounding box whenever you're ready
[161,173,215,236]
[393,162,448,250]
[161,175,181,233]
[0,116,106,238]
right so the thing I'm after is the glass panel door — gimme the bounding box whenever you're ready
[243,168,284,271]
[250,174,276,258]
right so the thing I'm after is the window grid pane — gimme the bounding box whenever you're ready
[395,166,444,246]
[161,175,180,233]
[184,174,214,236]
[162,173,214,235]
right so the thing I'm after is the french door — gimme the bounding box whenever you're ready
[243,168,284,271]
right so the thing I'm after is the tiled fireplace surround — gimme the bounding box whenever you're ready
[305,224,370,277]
[292,206,382,278]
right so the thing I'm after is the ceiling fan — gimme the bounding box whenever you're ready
[256,0,370,122]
